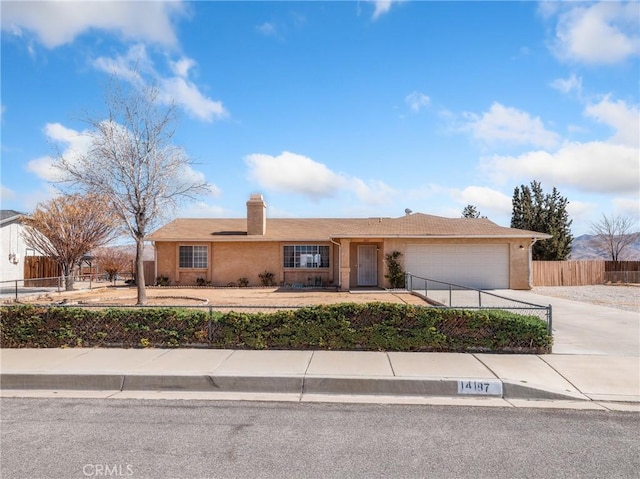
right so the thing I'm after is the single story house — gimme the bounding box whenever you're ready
[147,194,551,290]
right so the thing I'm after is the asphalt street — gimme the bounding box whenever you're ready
[1,398,638,479]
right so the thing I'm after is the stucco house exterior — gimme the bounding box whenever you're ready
[147,195,551,291]
[0,210,27,283]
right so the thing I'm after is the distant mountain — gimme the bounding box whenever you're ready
[570,234,640,260]
[91,244,155,261]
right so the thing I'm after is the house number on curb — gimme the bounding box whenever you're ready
[457,380,503,396]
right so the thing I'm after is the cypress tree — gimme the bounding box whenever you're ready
[511,181,573,260]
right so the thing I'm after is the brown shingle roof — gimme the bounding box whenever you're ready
[147,213,551,242]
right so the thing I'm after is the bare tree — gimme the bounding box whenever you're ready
[93,247,134,284]
[589,214,640,262]
[53,82,208,304]
[21,194,118,291]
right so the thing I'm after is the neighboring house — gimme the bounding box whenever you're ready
[0,210,27,283]
[147,194,551,291]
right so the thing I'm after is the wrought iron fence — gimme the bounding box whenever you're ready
[405,273,552,334]
[0,277,63,302]
[0,275,118,302]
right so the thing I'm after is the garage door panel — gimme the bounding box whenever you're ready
[406,244,509,290]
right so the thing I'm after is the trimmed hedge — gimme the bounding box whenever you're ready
[0,303,551,353]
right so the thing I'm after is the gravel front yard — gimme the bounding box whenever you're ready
[533,285,640,313]
[13,283,640,313]
[21,286,429,309]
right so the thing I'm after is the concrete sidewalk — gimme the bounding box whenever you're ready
[1,348,638,409]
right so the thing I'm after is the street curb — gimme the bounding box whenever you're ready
[0,373,590,401]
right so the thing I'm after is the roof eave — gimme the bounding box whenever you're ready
[331,234,553,240]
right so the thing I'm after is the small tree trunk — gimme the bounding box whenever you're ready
[135,238,147,305]
[63,264,75,291]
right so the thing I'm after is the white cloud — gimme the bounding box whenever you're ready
[550,73,583,96]
[169,57,196,78]
[370,0,404,20]
[93,45,227,122]
[245,151,348,199]
[244,151,396,205]
[612,197,640,221]
[256,22,277,37]
[566,200,597,221]
[549,2,640,65]
[585,96,639,147]
[92,44,150,85]
[451,186,512,216]
[24,185,62,212]
[27,123,93,181]
[0,185,16,201]
[484,141,639,195]
[405,91,431,112]
[372,1,393,19]
[1,1,185,48]
[160,77,227,122]
[180,202,232,218]
[369,0,404,20]
[464,102,560,149]
[351,178,396,206]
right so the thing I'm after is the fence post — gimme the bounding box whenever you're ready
[548,304,553,335]
[14,280,18,302]
[449,284,452,307]
[208,306,214,342]
[478,290,482,308]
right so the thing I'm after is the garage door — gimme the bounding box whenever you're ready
[405,244,509,290]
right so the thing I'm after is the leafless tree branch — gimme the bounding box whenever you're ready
[20,194,119,290]
[589,214,640,262]
[53,81,209,304]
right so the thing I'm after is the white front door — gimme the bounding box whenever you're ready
[357,245,378,286]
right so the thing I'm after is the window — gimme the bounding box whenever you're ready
[179,245,208,268]
[283,245,329,268]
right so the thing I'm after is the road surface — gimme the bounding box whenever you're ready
[1,398,638,478]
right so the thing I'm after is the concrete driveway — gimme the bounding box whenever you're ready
[495,290,639,356]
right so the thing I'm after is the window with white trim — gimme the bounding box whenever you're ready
[283,245,329,268]
[179,245,208,268]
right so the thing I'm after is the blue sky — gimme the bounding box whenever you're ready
[1,1,638,237]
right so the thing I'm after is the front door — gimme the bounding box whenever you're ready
[357,245,378,286]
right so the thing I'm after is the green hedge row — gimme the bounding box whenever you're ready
[0,303,552,353]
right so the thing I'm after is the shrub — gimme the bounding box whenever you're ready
[0,303,551,353]
[196,277,212,287]
[238,277,249,287]
[385,251,405,289]
[156,275,170,286]
[258,271,276,286]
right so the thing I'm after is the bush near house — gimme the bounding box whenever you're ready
[0,304,551,353]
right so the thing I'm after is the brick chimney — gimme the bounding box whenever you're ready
[246,194,266,235]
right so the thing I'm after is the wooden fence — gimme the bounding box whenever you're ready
[532,260,640,286]
[23,256,61,286]
[22,256,155,286]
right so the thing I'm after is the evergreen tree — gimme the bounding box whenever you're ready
[462,204,481,218]
[511,181,573,260]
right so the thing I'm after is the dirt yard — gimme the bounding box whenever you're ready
[21,285,429,309]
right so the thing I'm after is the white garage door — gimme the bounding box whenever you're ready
[405,244,509,290]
